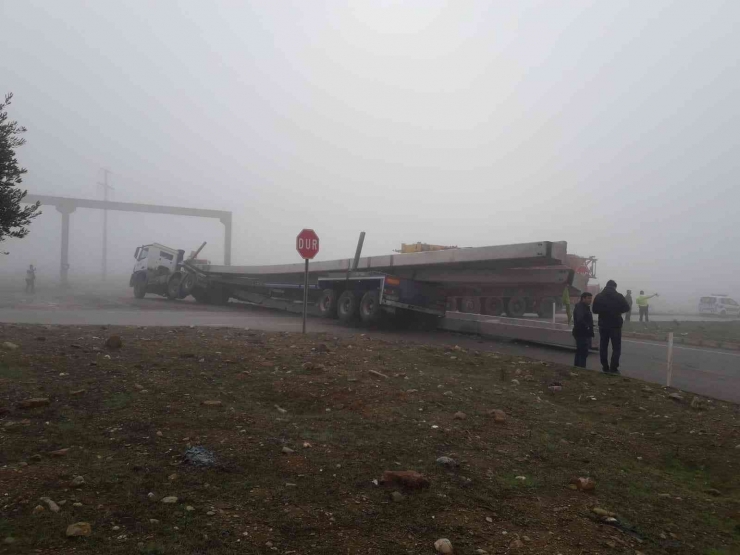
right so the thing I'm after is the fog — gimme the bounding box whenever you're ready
[1,0,738,310]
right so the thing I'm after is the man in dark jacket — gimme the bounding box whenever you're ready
[572,292,594,368]
[592,280,630,374]
[624,290,633,322]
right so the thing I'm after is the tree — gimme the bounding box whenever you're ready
[0,93,40,250]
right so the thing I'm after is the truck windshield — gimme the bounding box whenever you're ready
[138,247,149,261]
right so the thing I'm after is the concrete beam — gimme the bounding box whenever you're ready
[25,194,230,220]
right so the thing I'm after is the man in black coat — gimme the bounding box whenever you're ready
[592,279,631,374]
[572,292,594,368]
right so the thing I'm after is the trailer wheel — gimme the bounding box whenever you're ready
[337,290,359,323]
[166,273,183,300]
[460,296,482,314]
[446,297,458,312]
[483,297,504,316]
[537,297,555,318]
[318,289,338,318]
[133,272,147,299]
[359,290,382,323]
[506,296,527,318]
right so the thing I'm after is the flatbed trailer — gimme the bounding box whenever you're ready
[129,240,571,325]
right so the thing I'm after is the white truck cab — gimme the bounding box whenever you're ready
[130,243,185,299]
[133,243,181,275]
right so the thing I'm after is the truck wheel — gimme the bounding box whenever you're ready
[460,296,482,314]
[359,290,382,323]
[537,297,555,318]
[506,296,526,318]
[318,289,338,318]
[180,272,196,297]
[337,290,359,323]
[133,273,147,299]
[483,297,504,316]
[446,297,458,312]
[166,273,183,300]
[133,282,146,299]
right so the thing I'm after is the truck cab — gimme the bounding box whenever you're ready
[130,243,185,299]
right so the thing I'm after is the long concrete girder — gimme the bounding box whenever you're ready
[204,241,568,281]
[24,194,232,285]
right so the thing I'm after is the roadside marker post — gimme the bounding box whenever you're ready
[666,332,674,387]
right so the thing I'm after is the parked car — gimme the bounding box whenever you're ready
[699,295,740,317]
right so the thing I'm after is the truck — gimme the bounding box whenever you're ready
[129,239,573,325]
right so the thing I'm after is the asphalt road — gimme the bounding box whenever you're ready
[0,290,738,403]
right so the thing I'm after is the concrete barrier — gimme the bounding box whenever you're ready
[441,313,582,350]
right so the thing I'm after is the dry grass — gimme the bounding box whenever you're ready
[1,323,740,554]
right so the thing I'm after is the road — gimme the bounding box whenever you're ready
[0,286,738,403]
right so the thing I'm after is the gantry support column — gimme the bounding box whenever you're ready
[220,213,232,266]
[56,203,76,287]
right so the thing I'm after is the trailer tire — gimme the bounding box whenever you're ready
[460,296,482,314]
[318,289,338,318]
[166,272,183,300]
[483,297,504,316]
[537,297,555,318]
[359,290,382,324]
[337,290,359,323]
[133,272,147,299]
[506,296,527,318]
[446,297,458,312]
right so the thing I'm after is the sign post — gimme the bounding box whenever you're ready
[296,229,320,334]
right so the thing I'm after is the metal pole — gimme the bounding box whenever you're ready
[352,231,366,271]
[666,332,674,387]
[190,241,207,260]
[60,209,70,287]
[103,190,108,280]
[552,301,556,324]
[302,259,309,334]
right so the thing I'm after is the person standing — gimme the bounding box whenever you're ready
[25,265,36,293]
[592,279,630,374]
[572,292,594,368]
[624,290,633,323]
[636,290,659,322]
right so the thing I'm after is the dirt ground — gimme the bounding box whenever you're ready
[1,324,740,555]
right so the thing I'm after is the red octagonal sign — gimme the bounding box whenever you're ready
[296,229,320,260]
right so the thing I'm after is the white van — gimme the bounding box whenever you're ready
[699,295,740,317]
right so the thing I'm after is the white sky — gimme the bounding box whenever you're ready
[1,0,738,305]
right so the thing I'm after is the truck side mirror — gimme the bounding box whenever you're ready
[134,247,141,260]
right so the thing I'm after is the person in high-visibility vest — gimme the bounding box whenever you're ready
[636,290,659,322]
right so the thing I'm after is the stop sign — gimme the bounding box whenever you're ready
[296,229,320,260]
